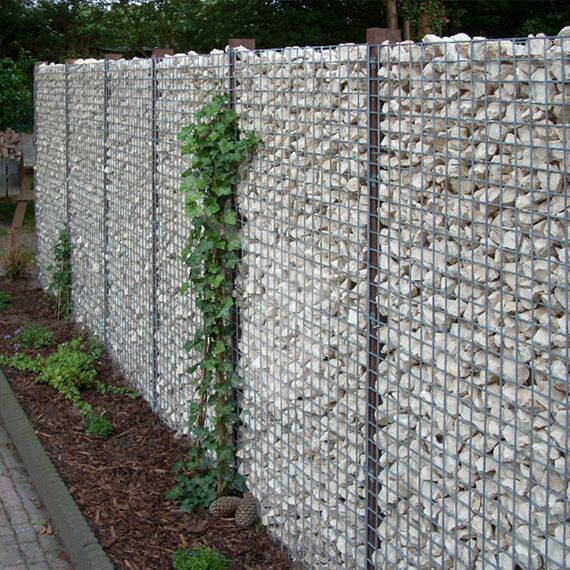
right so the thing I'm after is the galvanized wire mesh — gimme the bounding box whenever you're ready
[35,64,67,290]
[154,51,228,429]
[234,44,369,569]
[368,35,570,569]
[105,58,154,400]
[33,31,570,570]
[68,61,106,338]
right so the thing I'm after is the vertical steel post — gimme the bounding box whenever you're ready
[33,61,47,209]
[227,38,255,447]
[150,48,173,411]
[103,54,122,350]
[366,27,401,570]
[64,59,76,236]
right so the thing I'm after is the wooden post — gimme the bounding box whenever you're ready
[366,26,400,570]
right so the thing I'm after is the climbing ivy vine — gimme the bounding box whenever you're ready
[167,93,258,512]
[47,229,73,318]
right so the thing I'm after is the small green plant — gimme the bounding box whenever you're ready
[0,337,127,437]
[172,548,229,570]
[0,352,42,373]
[2,229,29,279]
[15,322,54,349]
[168,92,257,512]
[167,456,219,513]
[84,412,113,439]
[0,292,9,310]
[23,249,35,263]
[47,229,73,318]
[37,339,98,411]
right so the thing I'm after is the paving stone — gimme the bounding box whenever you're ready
[0,421,71,570]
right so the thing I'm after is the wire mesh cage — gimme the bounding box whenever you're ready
[33,30,570,570]
[368,34,570,569]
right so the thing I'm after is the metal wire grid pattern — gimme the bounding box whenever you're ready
[105,58,154,400]
[154,52,228,430]
[67,62,106,339]
[369,36,569,568]
[33,35,570,570]
[234,45,369,569]
[35,65,67,290]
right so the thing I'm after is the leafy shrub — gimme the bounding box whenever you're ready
[167,455,219,513]
[0,337,126,437]
[2,230,28,279]
[37,339,98,409]
[84,413,113,439]
[0,352,42,373]
[0,51,33,131]
[0,292,9,310]
[15,322,54,349]
[172,548,229,570]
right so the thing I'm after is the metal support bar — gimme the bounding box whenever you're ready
[149,48,171,410]
[102,55,122,349]
[366,26,400,570]
[64,60,75,236]
[227,37,255,449]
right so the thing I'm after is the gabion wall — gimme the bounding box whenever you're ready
[154,51,227,425]
[35,64,66,289]
[68,61,106,338]
[371,33,570,569]
[34,29,569,570]
[234,45,369,568]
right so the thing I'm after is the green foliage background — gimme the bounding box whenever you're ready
[0,50,33,131]
[2,1,568,64]
[1,0,568,131]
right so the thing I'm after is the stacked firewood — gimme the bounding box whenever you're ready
[0,129,22,159]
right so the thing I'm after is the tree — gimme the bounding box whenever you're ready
[0,50,33,131]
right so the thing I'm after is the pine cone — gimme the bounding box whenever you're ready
[235,492,258,529]
[209,496,242,518]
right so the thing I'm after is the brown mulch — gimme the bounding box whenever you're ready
[0,276,293,570]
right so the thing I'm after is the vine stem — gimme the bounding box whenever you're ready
[196,335,210,457]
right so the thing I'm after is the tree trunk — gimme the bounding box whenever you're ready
[384,0,399,29]
[417,8,432,35]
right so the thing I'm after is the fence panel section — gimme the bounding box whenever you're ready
[154,52,228,429]
[35,64,67,289]
[235,45,369,569]
[105,60,154,400]
[369,35,570,569]
[68,62,106,337]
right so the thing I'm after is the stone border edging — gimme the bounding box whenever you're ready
[0,368,114,570]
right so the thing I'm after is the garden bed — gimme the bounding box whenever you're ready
[0,276,293,570]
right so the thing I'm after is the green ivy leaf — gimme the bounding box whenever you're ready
[171,92,259,510]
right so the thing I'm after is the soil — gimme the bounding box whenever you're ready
[0,232,293,569]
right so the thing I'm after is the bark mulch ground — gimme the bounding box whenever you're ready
[0,276,293,570]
